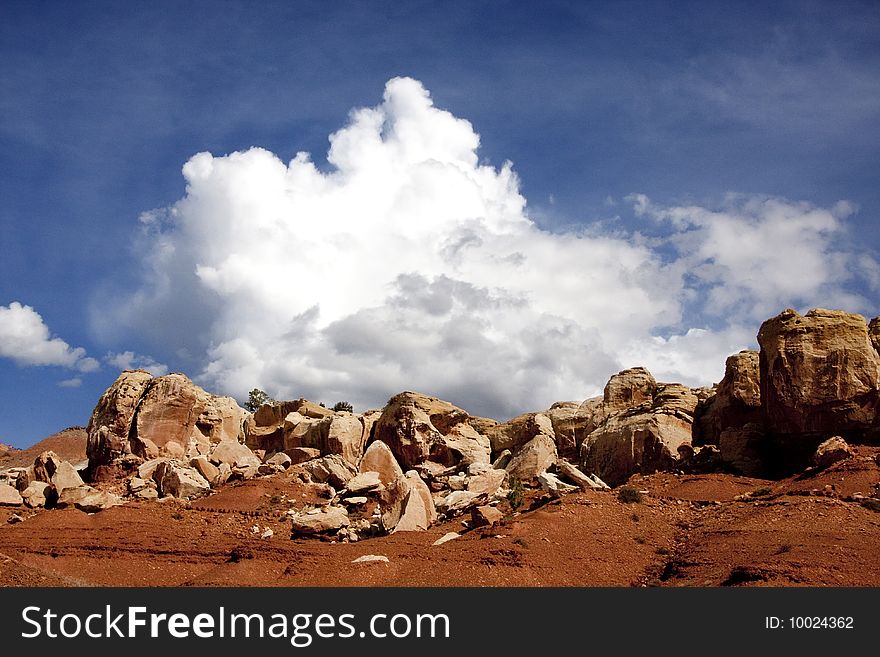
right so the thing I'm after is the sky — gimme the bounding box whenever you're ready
[1,0,879,447]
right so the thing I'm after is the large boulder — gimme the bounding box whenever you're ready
[154,461,211,499]
[324,414,367,466]
[86,370,154,469]
[380,471,436,532]
[758,309,880,467]
[505,433,557,482]
[546,402,600,460]
[604,367,657,410]
[580,380,697,486]
[372,392,490,470]
[359,440,403,486]
[0,483,22,506]
[290,506,349,535]
[697,351,761,444]
[86,371,247,480]
[135,373,245,455]
[487,412,555,455]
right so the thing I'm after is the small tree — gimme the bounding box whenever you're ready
[244,388,273,412]
[332,401,353,413]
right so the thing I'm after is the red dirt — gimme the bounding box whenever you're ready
[2,447,879,587]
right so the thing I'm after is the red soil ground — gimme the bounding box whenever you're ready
[2,446,878,587]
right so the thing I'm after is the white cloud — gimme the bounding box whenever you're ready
[101,77,879,418]
[105,351,168,377]
[0,302,99,373]
[58,377,82,388]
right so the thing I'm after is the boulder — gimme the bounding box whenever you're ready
[290,506,349,535]
[137,458,167,481]
[696,351,761,445]
[302,455,357,489]
[812,436,854,470]
[547,402,600,459]
[21,481,50,508]
[557,460,604,490]
[86,370,154,468]
[373,392,490,470]
[487,412,555,455]
[209,439,261,470]
[436,490,486,515]
[50,461,85,495]
[0,483,22,506]
[758,308,880,445]
[72,489,123,513]
[160,440,186,459]
[155,462,211,499]
[471,505,503,527]
[190,456,222,486]
[352,554,389,564]
[505,433,557,482]
[325,415,366,466]
[33,450,64,483]
[381,471,436,532]
[346,471,383,494]
[604,367,657,410]
[580,380,697,487]
[432,532,460,546]
[266,452,292,468]
[537,471,578,497]
[15,466,35,492]
[286,447,322,464]
[359,440,403,486]
[466,468,507,496]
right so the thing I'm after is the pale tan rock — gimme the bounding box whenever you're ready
[812,436,854,470]
[285,446,321,464]
[604,367,656,410]
[290,506,349,534]
[346,471,383,494]
[209,439,261,469]
[0,483,22,506]
[466,468,506,496]
[155,461,211,499]
[758,308,880,437]
[557,460,604,490]
[505,433,557,482]
[266,452,292,468]
[432,532,460,546]
[302,455,357,488]
[21,481,50,508]
[33,450,64,483]
[160,440,186,459]
[487,412,555,454]
[15,466,35,492]
[380,471,436,532]
[86,370,154,467]
[359,440,403,486]
[50,461,85,495]
[137,458,168,481]
[373,391,489,470]
[325,414,366,466]
[131,436,160,460]
[697,350,762,446]
[190,456,221,485]
[471,505,503,527]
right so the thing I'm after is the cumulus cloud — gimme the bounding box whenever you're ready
[58,377,82,388]
[105,351,169,377]
[101,77,879,418]
[0,302,99,373]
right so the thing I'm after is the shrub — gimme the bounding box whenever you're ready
[617,486,643,504]
[332,401,354,413]
[507,476,525,511]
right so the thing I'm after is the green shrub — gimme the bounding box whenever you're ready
[507,476,525,511]
[244,388,274,412]
[332,401,354,412]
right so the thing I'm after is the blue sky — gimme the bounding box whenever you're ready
[1,0,878,447]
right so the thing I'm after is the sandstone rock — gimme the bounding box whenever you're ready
[359,440,403,486]
[547,403,600,459]
[341,496,368,505]
[290,506,349,534]
[21,481,50,508]
[758,308,880,445]
[471,505,503,527]
[352,554,389,563]
[491,449,512,469]
[73,489,123,513]
[33,451,64,483]
[190,456,221,485]
[381,471,436,532]
[286,447,322,464]
[505,433,557,482]
[466,468,507,496]
[0,483,22,506]
[50,461,85,495]
[266,452,292,468]
[15,466,35,492]
[136,374,246,454]
[696,351,761,446]
[487,412,555,454]
[580,380,697,487]
[209,439,261,470]
[812,436,854,470]
[155,462,211,499]
[346,471,383,494]
[86,370,154,468]
[718,425,768,477]
[436,490,485,515]
[373,392,490,470]
[131,436,160,460]
[870,317,880,355]
[302,455,357,489]
[432,532,460,546]
[137,458,168,481]
[160,440,186,459]
[55,485,94,508]
[325,414,366,466]
[604,367,657,409]
[537,472,578,497]
[557,460,604,490]
[7,513,23,524]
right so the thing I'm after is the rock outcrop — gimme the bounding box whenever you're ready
[86,371,247,481]
[372,392,490,470]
